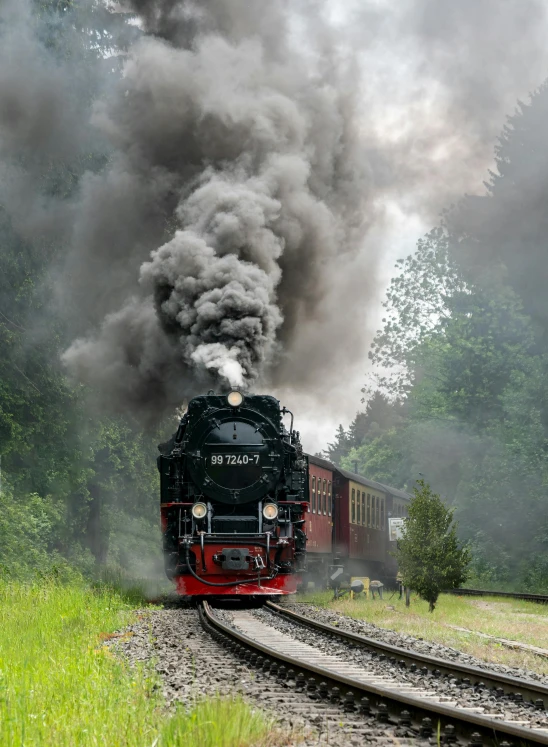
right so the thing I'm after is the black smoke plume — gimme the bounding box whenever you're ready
[61,1,368,417]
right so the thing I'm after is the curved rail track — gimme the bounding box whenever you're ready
[448,589,548,604]
[200,600,548,746]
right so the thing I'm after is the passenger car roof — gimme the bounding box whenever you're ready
[306,454,411,502]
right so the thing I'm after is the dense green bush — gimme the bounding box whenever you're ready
[0,483,84,581]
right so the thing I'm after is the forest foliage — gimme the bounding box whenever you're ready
[326,82,548,590]
[0,1,165,580]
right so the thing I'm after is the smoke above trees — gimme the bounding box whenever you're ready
[332,79,548,588]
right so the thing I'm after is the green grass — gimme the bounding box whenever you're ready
[161,695,281,746]
[296,589,548,674]
[0,580,277,747]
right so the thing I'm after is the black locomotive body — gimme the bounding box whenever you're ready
[159,390,309,596]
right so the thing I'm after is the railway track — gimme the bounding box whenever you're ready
[201,600,548,746]
[447,589,548,604]
[267,601,548,705]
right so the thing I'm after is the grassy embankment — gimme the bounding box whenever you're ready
[296,590,548,674]
[0,580,279,747]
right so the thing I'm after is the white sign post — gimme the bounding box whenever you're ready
[388,517,405,541]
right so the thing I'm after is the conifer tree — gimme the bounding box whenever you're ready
[396,480,470,612]
[324,424,352,465]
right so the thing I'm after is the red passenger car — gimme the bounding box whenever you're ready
[305,455,335,581]
[304,458,410,586]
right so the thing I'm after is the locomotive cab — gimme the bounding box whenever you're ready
[159,391,308,596]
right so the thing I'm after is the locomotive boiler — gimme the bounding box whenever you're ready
[158,390,309,596]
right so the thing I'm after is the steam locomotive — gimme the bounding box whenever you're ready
[158,390,309,596]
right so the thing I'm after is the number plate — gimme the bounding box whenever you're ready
[210,454,260,466]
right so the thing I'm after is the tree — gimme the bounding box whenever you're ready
[350,392,405,444]
[0,2,161,579]
[324,392,405,469]
[324,424,352,465]
[395,480,470,612]
[341,428,409,487]
[369,227,467,397]
[361,78,548,591]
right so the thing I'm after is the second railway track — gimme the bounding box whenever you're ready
[201,600,548,746]
[266,601,548,706]
[447,589,548,604]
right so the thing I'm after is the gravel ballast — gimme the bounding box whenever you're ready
[110,605,428,746]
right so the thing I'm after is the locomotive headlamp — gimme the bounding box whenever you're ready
[227,391,244,407]
[263,503,279,521]
[192,502,207,520]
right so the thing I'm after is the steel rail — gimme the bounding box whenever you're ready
[201,601,548,747]
[266,600,548,706]
[447,589,548,604]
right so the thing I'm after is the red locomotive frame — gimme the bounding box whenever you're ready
[161,500,308,596]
